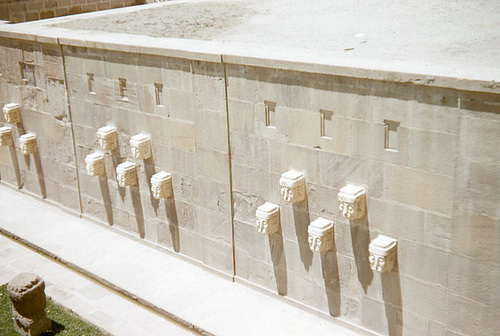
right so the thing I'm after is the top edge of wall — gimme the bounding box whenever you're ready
[0,23,499,95]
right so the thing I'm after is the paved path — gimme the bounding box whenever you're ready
[0,184,368,336]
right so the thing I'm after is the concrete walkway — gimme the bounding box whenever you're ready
[0,184,368,336]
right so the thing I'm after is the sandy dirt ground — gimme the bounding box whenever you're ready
[52,0,500,74]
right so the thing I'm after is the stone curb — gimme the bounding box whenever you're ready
[0,227,215,336]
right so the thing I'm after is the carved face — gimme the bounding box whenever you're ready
[117,173,127,187]
[86,163,96,176]
[281,186,294,202]
[151,184,162,199]
[308,234,323,252]
[131,146,141,160]
[21,142,35,155]
[256,218,269,234]
[339,201,355,218]
[369,254,387,273]
[99,138,109,150]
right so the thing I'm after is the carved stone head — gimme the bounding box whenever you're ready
[255,202,280,235]
[338,184,366,220]
[0,126,13,147]
[3,103,21,124]
[19,133,37,155]
[369,235,397,273]
[150,171,172,199]
[280,170,306,204]
[116,161,137,188]
[130,133,152,160]
[85,152,105,177]
[97,126,118,151]
[308,218,334,252]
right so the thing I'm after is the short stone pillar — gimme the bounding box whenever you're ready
[7,273,52,336]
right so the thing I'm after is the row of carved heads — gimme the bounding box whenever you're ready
[258,170,397,273]
[2,104,38,155]
[85,126,172,200]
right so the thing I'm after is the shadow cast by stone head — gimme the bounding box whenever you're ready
[321,241,341,317]
[164,196,180,252]
[349,215,373,293]
[292,198,313,271]
[268,232,287,296]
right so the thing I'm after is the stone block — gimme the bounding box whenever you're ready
[201,237,233,274]
[384,164,453,215]
[270,142,320,184]
[398,241,448,286]
[195,109,228,152]
[408,129,456,176]
[459,116,500,161]
[401,276,446,322]
[228,99,255,134]
[196,148,229,184]
[424,212,451,250]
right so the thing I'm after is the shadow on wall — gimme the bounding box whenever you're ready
[98,174,113,225]
[164,197,180,253]
[350,215,373,293]
[269,232,287,296]
[321,240,341,317]
[292,198,313,271]
[382,257,403,336]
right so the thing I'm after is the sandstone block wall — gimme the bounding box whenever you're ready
[0,0,141,23]
[0,33,499,336]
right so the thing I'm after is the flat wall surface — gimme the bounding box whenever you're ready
[0,18,499,336]
[0,0,140,23]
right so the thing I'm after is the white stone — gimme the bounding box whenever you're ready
[338,184,366,220]
[0,126,13,147]
[97,126,118,151]
[150,171,172,199]
[3,103,21,124]
[19,133,37,155]
[369,234,397,273]
[255,202,280,235]
[85,152,105,177]
[280,170,306,203]
[116,161,137,187]
[308,217,334,252]
[130,133,152,160]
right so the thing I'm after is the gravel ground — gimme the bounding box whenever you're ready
[51,0,500,73]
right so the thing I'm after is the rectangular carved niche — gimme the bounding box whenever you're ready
[20,62,36,87]
[154,83,163,106]
[320,109,334,139]
[384,120,400,151]
[264,101,276,128]
[87,73,95,94]
[119,78,128,100]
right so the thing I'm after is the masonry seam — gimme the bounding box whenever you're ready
[58,40,83,217]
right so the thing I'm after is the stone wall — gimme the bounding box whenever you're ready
[0,33,499,336]
[0,0,141,23]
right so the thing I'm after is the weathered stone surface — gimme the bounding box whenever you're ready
[7,273,52,336]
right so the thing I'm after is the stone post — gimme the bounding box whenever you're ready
[7,273,52,336]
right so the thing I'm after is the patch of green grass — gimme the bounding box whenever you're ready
[0,283,110,336]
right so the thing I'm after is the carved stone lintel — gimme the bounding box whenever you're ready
[19,133,37,155]
[116,161,137,187]
[255,202,280,235]
[338,184,366,220]
[3,103,21,124]
[0,126,13,146]
[7,273,52,336]
[130,133,152,160]
[85,152,105,177]
[280,170,306,203]
[308,217,334,252]
[369,235,397,273]
[97,126,118,151]
[150,171,172,199]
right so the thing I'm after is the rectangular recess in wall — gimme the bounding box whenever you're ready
[87,73,95,94]
[384,120,400,151]
[119,78,128,100]
[320,109,334,139]
[264,101,276,128]
[154,83,163,106]
[19,62,36,86]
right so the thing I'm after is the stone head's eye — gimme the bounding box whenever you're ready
[379,257,385,265]
[256,219,260,226]
[348,205,354,213]
[288,190,293,196]
[339,203,344,211]
[281,187,285,194]
[369,255,375,263]
[262,220,268,228]
[308,235,313,244]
